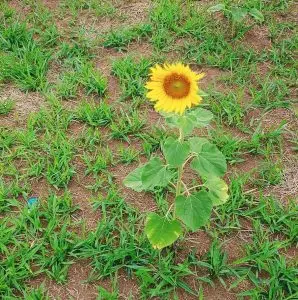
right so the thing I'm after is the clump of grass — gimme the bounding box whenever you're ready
[112,56,152,100]
[102,24,152,50]
[75,101,113,127]
[117,146,139,164]
[250,76,290,108]
[56,71,79,99]
[256,160,283,186]
[57,41,92,61]
[150,0,182,30]
[0,22,51,91]
[61,0,116,17]
[0,98,14,115]
[82,147,113,175]
[110,110,145,141]
[208,90,246,127]
[43,133,75,188]
[56,62,107,99]
[78,62,107,96]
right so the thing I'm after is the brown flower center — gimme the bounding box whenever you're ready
[163,73,191,99]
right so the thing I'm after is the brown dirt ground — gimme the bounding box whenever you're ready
[0,85,46,127]
[67,155,101,232]
[28,260,98,300]
[242,25,272,53]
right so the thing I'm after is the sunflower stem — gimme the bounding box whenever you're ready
[174,127,184,219]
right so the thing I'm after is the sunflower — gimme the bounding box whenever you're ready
[145,63,204,115]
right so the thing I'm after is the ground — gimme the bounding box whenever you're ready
[0,0,297,299]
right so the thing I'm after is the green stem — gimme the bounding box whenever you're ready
[174,128,184,219]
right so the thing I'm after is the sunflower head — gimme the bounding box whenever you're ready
[145,63,204,115]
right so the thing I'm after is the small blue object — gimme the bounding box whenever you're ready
[28,196,38,207]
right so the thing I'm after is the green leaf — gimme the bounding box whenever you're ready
[188,108,213,128]
[123,165,145,192]
[198,90,209,97]
[189,137,227,177]
[163,137,190,167]
[208,4,225,13]
[165,114,195,135]
[204,176,229,206]
[145,213,182,249]
[141,157,172,190]
[231,7,247,23]
[164,108,213,136]
[175,191,212,231]
[249,8,264,22]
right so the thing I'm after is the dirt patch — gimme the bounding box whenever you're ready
[191,66,230,92]
[228,154,261,175]
[143,105,163,128]
[256,61,272,78]
[76,0,152,39]
[221,231,252,263]
[41,0,60,10]
[0,85,46,126]
[244,108,298,131]
[127,41,153,57]
[29,260,98,300]
[201,279,237,300]
[282,246,298,261]
[276,2,298,23]
[265,162,298,204]
[67,121,86,139]
[7,0,32,18]
[99,269,140,300]
[30,177,53,202]
[109,162,157,212]
[242,25,272,52]
[260,108,297,132]
[94,48,123,104]
[68,158,101,232]
[177,231,212,263]
[118,0,152,26]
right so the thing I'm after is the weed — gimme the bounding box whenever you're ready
[43,133,75,188]
[76,101,113,127]
[110,110,145,141]
[112,56,152,100]
[0,98,14,115]
[117,146,139,164]
[103,24,152,50]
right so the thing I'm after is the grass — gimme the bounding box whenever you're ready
[0,98,15,115]
[0,0,297,299]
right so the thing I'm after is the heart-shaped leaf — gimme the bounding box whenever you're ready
[188,108,213,128]
[164,108,213,136]
[208,4,225,13]
[145,213,182,249]
[204,176,229,206]
[231,7,248,23]
[141,157,172,190]
[189,137,227,177]
[123,165,145,192]
[175,191,213,231]
[163,137,190,167]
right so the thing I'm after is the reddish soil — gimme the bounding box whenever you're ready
[29,260,98,300]
[243,26,272,52]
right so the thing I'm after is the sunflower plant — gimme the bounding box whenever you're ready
[123,63,229,249]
